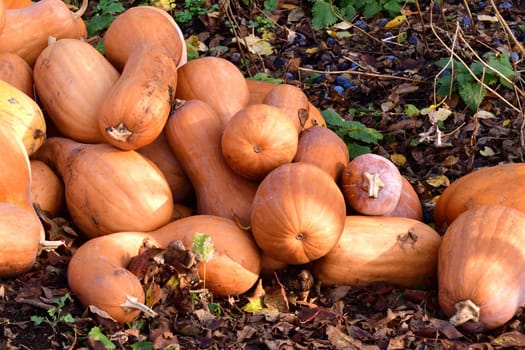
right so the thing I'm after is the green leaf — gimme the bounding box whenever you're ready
[340,4,357,21]
[131,341,154,350]
[311,1,339,29]
[405,104,420,117]
[458,82,485,111]
[321,108,345,127]
[88,327,117,349]
[343,120,383,144]
[192,233,214,263]
[362,1,382,18]
[487,52,515,88]
[60,314,75,323]
[87,14,116,37]
[347,143,372,159]
[30,315,45,326]
[383,0,403,17]
[248,73,283,83]
[263,0,278,13]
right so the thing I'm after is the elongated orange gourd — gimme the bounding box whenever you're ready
[68,215,261,323]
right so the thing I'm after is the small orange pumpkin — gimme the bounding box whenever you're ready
[221,104,299,181]
[250,162,346,265]
[340,153,403,216]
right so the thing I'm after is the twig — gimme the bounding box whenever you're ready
[489,0,525,55]
[298,65,428,83]
[414,0,430,53]
[429,14,521,113]
[461,0,476,33]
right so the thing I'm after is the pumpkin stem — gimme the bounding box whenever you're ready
[106,122,133,142]
[363,172,385,198]
[38,239,65,255]
[450,299,480,326]
[120,295,158,318]
[73,0,88,19]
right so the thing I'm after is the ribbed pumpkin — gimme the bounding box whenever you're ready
[221,104,299,181]
[251,162,346,265]
[294,126,349,182]
[263,83,310,132]
[33,137,174,238]
[313,215,440,288]
[341,153,403,216]
[34,38,119,143]
[68,215,261,323]
[433,163,525,232]
[176,57,250,128]
[0,52,33,98]
[438,204,525,331]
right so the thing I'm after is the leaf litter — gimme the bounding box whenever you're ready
[3,0,525,349]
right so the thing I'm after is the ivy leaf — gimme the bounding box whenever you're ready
[311,1,339,29]
[192,233,214,263]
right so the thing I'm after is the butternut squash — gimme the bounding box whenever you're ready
[165,100,258,227]
[137,131,194,204]
[5,0,33,9]
[433,163,525,232]
[263,83,310,132]
[0,0,88,66]
[98,46,178,150]
[438,204,525,331]
[0,121,45,277]
[34,38,120,143]
[32,137,174,238]
[68,215,261,323]
[313,215,441,288]
[0,79,46,155]
[176,57,250,128]
[30,159,65,218]
[0,52,34,98]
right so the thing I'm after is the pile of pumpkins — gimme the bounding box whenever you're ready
[1,0,525,334]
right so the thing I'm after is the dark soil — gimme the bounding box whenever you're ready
[3,0,525,349]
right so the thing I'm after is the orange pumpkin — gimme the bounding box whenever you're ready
[251,162,346,265]
[294,126,349,182]
[263,83,310,132]
[221,104,299,181]
[340,153,403,216]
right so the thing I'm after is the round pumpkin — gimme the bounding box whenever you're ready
[340,153,403,216]
[250,162,346,265]
[221,104,299,181]
[294,126,349,182]
[0,51,34,98]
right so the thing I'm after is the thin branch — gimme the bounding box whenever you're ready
[298,65,428,83]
